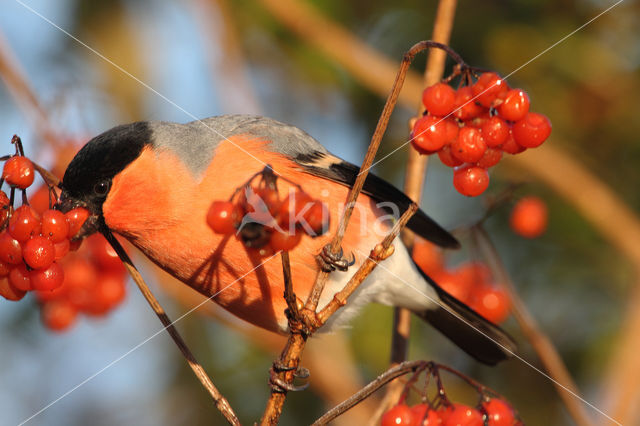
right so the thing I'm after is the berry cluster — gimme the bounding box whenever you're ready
[411,72,552,197]
[207,166,329,253]
[510,196,548,239]
[381,362,521,426]
[413,239,510,324]
[0,136,129,332]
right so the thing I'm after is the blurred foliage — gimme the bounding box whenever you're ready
[1,0,639,425]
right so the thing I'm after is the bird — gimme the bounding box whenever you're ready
[57,114,516,365]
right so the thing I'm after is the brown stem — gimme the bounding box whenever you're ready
[472,225,593,426]
[311,361,429,426]
[280,250,301,319]
[102,230,240,426]
[305,40,447,313]
[383,1,458,421]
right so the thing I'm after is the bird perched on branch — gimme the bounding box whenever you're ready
[57,114,516,365]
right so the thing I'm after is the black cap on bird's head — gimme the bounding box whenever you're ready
[57,121,150,237]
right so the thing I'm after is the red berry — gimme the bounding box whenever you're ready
[510,196,548,238]
[381,404,414,426]
[476,148,503,169]
[500,132,526,155]
[41,209,70,243]
[23,236,56,269]
[302,200,329,236]
[207,201,242,234]
[412,239,444,275]
[0,231,23,264]
[480,116,510,147]
[431,269,473,303]
[411,404,444,425]
[483,399,516,426]
[30,261,64,291]
[437,145,463,168]
[472,286,510,324]
[87,234,125,274]
[278,191,313,231]
[453,86,484,121]
[511,112,551,148]
[411,115,453,154]
[29,185,51,215]
[41,299,78,332]
[0,277,26,301]
[0,190,10,227]
[0,260,10,277]
[453,166,490,197]
[240,186,279,224]
[422,83,456,116]
[9,264,32,292]
[497,89,530,122]
[63,258,98,310]
[86,274,126,315]
[451,127,487,163]
[8,205,41,242]
[269,230,302,251]
[472,72,509,108]
[65,207,90,239]
[443,404,483,426]
[3,156,35,189]
[457,261,493,287]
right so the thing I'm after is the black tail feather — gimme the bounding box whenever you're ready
[415,269,517,365]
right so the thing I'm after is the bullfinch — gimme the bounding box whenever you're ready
[57,114,516,365]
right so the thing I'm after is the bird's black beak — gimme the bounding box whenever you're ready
[55,190,103,240]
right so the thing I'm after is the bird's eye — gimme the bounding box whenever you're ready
[93,180,111,197]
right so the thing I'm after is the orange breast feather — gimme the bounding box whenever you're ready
[102,136,383,332]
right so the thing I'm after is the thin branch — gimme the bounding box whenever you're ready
[472,225,593,426]
[312,361,429,426]
[102,230,240,426]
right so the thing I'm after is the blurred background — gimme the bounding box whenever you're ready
[1,0,639,425]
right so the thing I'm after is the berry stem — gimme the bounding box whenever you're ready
[101,229,240,426]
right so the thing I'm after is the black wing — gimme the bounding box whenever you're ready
[295,152,459,249]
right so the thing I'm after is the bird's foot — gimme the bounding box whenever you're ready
[269,361,310,393]
[316,245,355,272]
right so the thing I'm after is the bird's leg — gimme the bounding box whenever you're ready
[316,244,356,272]
[269,361,310,393]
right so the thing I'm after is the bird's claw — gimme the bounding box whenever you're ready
[269,362,310,393]
[316,245,355,272]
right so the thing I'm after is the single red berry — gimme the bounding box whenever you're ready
[8,205,41,242]
[381,404,414,426]
[30,261,64,292]
[456,261,493,287]
[29,185,51,215]
[500,132,526,155]
[23,235,56,270]
[422,83,456,116]
[431,269,473,303]
[410,404,444,425]
[65,207,90,239]
[411,115,453,154]
[269,230,302,252]
[0,231,23,264]
[483,398,516,426]
[256,186,281,215]
[453,165,490,197]
[302,200,329,237]
[465,111,491,129]
[207,201,242,234]
[86,274,127,315]
[497,89,530,122]
[451,127,487,163]
[480,116,510,147]
[510,196,548,238]
[87,234,125,275]
[53,239,70,260]
[41,299,78,332]
[472,72,509,108]
[472,286,510,324]
[443,404,483,426]
[412,238,444,276]
[511,112,551,148]
[453,86,484,121]
[278,191,313,232]
[0,190,10,227]
[9,263,32,292]
[476,148,503,169]
[240,186,278,225]
[3,156,35,189]
[437,145,463,168]
[63,258,98,310]
[41,209,70,243]
[0,277,26,301]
